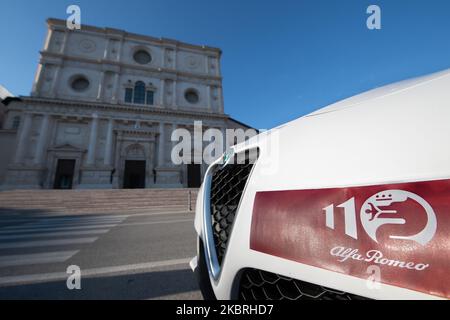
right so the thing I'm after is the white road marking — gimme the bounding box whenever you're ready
[118,218,194,228]
[0,258,191,287]
[1,219,125,230]
[0,216,131,274]
[34,216,128,223]
[31,218,125,224]
[0,229,110,241]
[40,215,129,220]
[0,251,79,268]
[31,216,125,221]
[0,214,127,223]
[122,212,192,217]
[0,218,192,235]
[0,224,117,235]
[0,237,98,249]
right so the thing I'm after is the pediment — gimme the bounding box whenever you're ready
[50,143,85,152]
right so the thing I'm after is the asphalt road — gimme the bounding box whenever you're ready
[0,211,202,299]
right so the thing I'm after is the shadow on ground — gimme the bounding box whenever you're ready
[0,208,125,227]
[0,208,53,228]
[0,268,201,300]
[0,208,50,216]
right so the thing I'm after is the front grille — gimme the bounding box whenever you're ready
[239,269,368,300]
[210,150,258,265]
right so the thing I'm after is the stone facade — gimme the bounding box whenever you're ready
[0,19,251,190]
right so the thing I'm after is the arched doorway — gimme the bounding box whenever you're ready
[123,144,146,189]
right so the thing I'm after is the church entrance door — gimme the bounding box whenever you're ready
[187,164,202,188]
[53,159,76,189]
[123,160,146,189]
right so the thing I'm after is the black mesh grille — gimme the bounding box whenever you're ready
[239,269,368,300]
[210,150,258,265]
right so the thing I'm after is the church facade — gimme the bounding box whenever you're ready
[0,18,251,190]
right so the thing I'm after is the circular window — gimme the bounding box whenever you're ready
[133,50,152,65]
[71,76,90,92]
[184,89,199,104]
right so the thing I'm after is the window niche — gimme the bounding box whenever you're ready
[124,81,156,106]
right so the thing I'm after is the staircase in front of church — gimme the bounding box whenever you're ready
[0,189,199,215]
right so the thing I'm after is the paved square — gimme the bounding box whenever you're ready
[0,211,201,299]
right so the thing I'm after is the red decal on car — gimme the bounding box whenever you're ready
[250,179,450,298]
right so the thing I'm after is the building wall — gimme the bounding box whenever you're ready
[0,102,5,129]
[0,130,16,185]
[32,19,223,113]
[0,19,251,190]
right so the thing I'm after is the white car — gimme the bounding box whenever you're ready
[191,68,450,300]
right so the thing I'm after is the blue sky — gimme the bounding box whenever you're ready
[1,0,450,129]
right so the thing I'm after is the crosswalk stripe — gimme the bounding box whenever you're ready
[2,215,125,224]
[33,217,127,224]
[119,218,194,227]
[0,215,127,224]
[0,229,110,241]
[0,237,98,249]
[0,216,125,270]
[6,220,121,230]
[31,215,129,222]
[0,224,117,235]
[0,219,124,230]
[0,251,79,268]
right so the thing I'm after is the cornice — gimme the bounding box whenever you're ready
[46,18,222,57]
[118,128,157,136]
[40,51,223,83]
[18,96,230,121]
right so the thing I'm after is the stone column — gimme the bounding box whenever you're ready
[216,57,221,77]
[112,132,123,189]
[174,49,178,69]
[50,65,61,98]
[148,141,156,185]
[31,64,44,96]
[14,113,33,164]
[97,71,106,100]
[207,85,212,111]
[104,119,114,166]
[103,38,110,59]
[171,81,177,109]
[111,73,120,103]
[43,28,53,51]
[218,86,224,113]
[86,114,99,166]
[158,122,165,167]
[117,37,124,61]
[205,56,210,74]
[171,123,178,166]
[159,79,165,106]
[34,114,50,165]
[61,31,69,55]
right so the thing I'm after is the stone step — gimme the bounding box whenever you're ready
[0,189,199,214]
